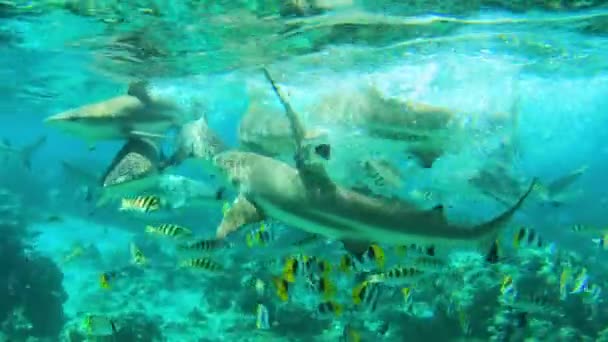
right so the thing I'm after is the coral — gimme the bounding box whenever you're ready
[63,312,164,342]
[0,200,67,339]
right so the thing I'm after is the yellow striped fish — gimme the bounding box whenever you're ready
[246,223,273,248]
[272,276,291,302]
[145,223,192,238]
[367,266,424,285]
[178,238,226,251]
[316,300,343,318]
[179,257,223,272]
[352,280,381,313]
[119,195,160,213]
[130,242,146,266]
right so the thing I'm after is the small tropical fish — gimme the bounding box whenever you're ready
[130,242,146,266]
[119,195,160,213]
[256,303,270,330]
[304,256,332,276]
[82,314,117,336]
[402,287,413,311]
[341,323,362,342]
[179,257,223,272]
[363,244,386,269]
[145,223,192,238]
[570,268,589,294]
[412,256,445,272]
[559,267,572,300]
[316,300,343,318]
[367,266,424,285]
[500,275,515,296]
[395,243,436,258]
[339,253,358,274]
[99,271,120,290]
[513,227,545,249]
[583,284,601,304]
[591,233,608,250]
[352,280,381,313]
[254,278,266,297]
[246,223,273,248]
[282,255,303,283]
[282,254,329,283]
[571,224,607,236]
[61,244,85,265]
[242,275,266,296]
[178,238,225,251]
[306,274,337,300]
[272,276,290,302]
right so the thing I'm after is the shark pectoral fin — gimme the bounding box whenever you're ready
[216,194,264,239]
[127,80,152,104]
[129,130,167,140]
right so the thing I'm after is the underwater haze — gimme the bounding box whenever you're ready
[2,1,608,341]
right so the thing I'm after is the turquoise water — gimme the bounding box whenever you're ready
[2,1,608,341]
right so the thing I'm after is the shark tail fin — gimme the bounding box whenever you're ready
[20,135,47,170]
[475,177,538,259]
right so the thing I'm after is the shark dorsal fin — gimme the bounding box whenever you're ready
[127,80,152,104]
[262,67,334,189]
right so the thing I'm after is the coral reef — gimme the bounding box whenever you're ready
[0,190,68,339]
[63,312,164,342]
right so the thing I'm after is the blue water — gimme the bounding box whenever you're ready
[2,2,608,341]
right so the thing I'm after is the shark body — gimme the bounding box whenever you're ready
[0,135,47,170]
[44,82,180,144]
[212,68,536,256]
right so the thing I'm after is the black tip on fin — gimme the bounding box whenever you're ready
[432,204,444,212]
[314,143,331,160]
[127,80,152,103]
[215,187,226,200]
[485,240,500,264]
[341,239,370,261]
[110,320,118,334]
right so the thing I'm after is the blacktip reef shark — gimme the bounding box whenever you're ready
[469,153,587,208]
[211,67,537,258]
[161,115,227,170]
[0,135,46,170]
[44,81,185,145]
[240,73,518,169]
